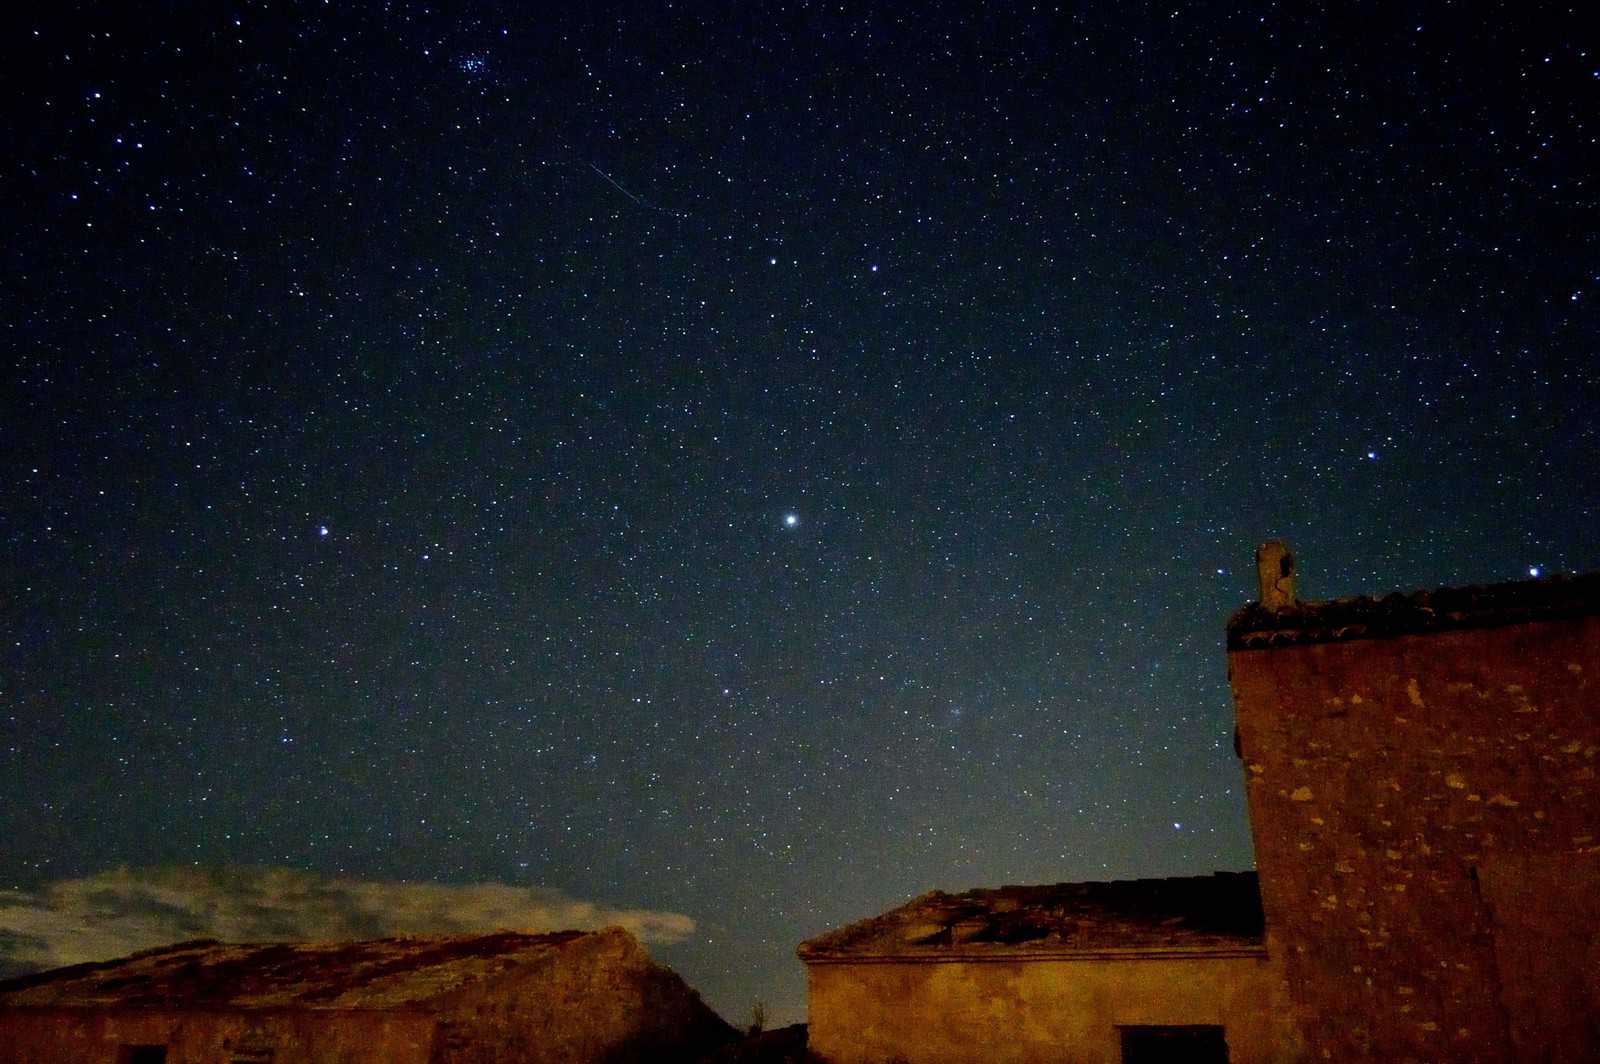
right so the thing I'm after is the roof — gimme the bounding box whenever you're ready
[0,928,607,1010]
[798,872,1263,963]
[1227,572,1600,650]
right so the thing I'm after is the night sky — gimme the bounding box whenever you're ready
[3,0,1595,1025]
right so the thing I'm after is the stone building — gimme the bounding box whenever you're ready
[1228,550,1600,1062]
[799,872,1299,1063]
[804,546,1600,1063]
[0,926,732,1064]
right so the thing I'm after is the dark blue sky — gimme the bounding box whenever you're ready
[3,0,1595,1022]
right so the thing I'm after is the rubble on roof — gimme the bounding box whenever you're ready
[0,929,593,1010]
[798,872,1263,961]
[1227,572,1600,649]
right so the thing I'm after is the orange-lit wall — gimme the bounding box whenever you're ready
[806,950,1300,1064]
[0,1007,435,1064]
[1229,615,1600,1062]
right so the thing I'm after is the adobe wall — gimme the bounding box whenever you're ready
[0,1006,436,1064]
[1229,615,1600,1063]
[805,951,1302,1064]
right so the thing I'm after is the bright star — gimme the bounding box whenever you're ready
[318,525,329,537]
[783,513,799,528]
[1529,566,1541,577]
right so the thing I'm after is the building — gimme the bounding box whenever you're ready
[799,872,1299,1063]
[803,544,1600,1063]
[0,926,733,1064]
[1228,548,1600,1062]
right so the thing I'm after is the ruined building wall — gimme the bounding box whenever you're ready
[0,1006,437,1064]
[806,952,1300,1064]
[1229,614,1600,1063]
[428,927,731,1064]
[0,931,729,1064]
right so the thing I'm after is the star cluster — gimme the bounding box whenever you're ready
[3,1,1595,1022]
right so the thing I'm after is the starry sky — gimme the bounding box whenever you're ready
[3,0,1595,1025]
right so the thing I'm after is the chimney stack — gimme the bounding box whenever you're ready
[1256,541,1297,611]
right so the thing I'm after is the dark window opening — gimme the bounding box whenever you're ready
[1120,1025,1229,1064]
[118,1047,168,1064]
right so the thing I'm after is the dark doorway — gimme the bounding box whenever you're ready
[1120,1025,1229,1063]
[118,1048,168,1064]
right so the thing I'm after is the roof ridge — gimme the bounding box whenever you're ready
[0,929,609,1009]
[1228,571,1600,649]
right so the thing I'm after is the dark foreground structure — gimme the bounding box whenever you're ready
[1228,553,1600,1062]
[804,547,1600,1063]
[0,926,732,1064]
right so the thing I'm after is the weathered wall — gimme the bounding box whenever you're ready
[431,927,731,1064]
[805,951,1300,1064]
[0,1006,436,1064]
[1229,614,1600,1063]
[0,929,728,1064]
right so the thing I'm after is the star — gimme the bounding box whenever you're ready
[5,0,1589,1032]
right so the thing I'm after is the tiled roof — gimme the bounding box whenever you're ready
[1227,572,1600,650]
[798,872,1263,962]
[0,929,600,1009]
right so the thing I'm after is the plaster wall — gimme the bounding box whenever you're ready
[0,1007,436,1064]
[805,951,1300,1064]
[1229,615,1600,1062]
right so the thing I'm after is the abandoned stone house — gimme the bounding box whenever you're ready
[1228,551,1600,1062]
[0,926,732,1064]
[799,872,1296,1064]
[802,546,1600,1063]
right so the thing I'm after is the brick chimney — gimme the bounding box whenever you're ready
[1256,540,1296,611]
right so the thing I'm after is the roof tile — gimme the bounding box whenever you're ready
[0,929,600,1009]
[798,872,1263,961]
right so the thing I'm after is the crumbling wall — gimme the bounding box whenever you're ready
[805,952,1299,1064]
[0,1006,436,1064]
[0,929,729,1064]
[1229,614,1600,1063]
[429,926,732,1064]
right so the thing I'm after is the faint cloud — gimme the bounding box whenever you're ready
[0,866,695,978]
